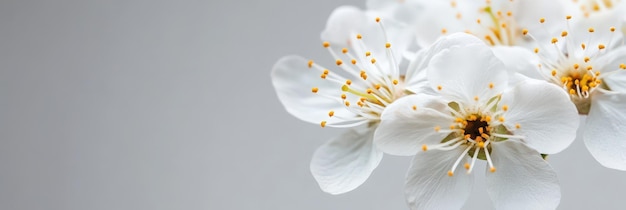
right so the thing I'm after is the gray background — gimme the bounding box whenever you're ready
[0,0,624,209]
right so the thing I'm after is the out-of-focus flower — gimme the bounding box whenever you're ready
[375,33,579,209]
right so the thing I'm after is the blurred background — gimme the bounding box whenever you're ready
[0,0,624,209]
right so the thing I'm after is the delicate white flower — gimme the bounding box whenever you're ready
[517,14,626,170]
[271,6,417,194]
[374,33,579,209]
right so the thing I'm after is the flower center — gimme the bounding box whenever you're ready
[464,118,491,140]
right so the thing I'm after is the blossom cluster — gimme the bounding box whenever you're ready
[271,0,626,209]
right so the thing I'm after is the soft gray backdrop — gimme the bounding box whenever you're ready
[0,0,624,209]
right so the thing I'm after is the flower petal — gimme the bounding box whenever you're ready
[271,55,361,126]
[310,127,383,194]
[428,40,508,104]
[583,91,626,170]
[405,33,485,93]
[491,46,544,82]
[486,140,561,210]
[499,79,579,154]
[405,146,473,210]
[375,94,453,156]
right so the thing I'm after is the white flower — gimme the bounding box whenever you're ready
[271,6,417,194]
[516,14,626,170]
[374,33,579,209]
[394,0,565,48]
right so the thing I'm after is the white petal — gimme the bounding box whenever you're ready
[405,146,473,210]
[366,0,424,26]
[320,6,367,46]
[428,41,508,104]
[412,1,464,48]
[311,128,383,194]
[405,33,485,93]
[583,91,626,170]
[374,94,453,156]
[591,46,626,92]
[491,46,544,82]
[486,140,561,210]
[271,55,360,126]
[499,79,579,154]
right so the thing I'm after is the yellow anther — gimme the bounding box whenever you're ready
[422,144,428,151]
[561,31,568,37]
[308,60,314,68]
[393,79,399,85]
[321,121,327,127]
[474,96,479,101]
[598,44,606,49]
[356,34,362,39]
[375,17,380,22]
[582,86,589,91]
[311,87,319,93]
[365,51,371,57]
[451,1,457,7]
[489,83,494,89]
[551,70,557,76]
[569,89,576,94]
[522,29,528,35]
[586,66,593,71]
[341,48,348,54]
[515,123,521,129]
[434,126,441,132]
[484,115,492,122]
[588,27,595,32]
[611,27,616,32]
[323,69,329,75]
[477,18,481,24]
[322,41,330,48]
[441,28,448,34]
[464,134,471,140]
[507,11,512,16]
[448,170,454,177]
[534,48,539,53]
[412,105,417,110]
[455,118,463,123]
[336,59,343,66]
[345,80,352,85]
[502,105,509,111]
[490,167,496,173]
[385,42,391,48]
[456,12,462,19]
[351,59,357,65]
[479,127,484,134]
[566,15,572,20]
[341,94,346,100]
[469,115,477,121]
[478,141,485,148]
[328,111,334,117]
[497,11,502,16]
[366,88,373,94]
[450,125,456,130]
[539,18,545,23]
[357,101,364,107]
[476,136,483,142]
[584,57,590,62]
[464,163,470,170]
[574,63,580,69]
[501,23,507,28]
[499,116,505,122]
[360,97,367,102]
[320,74,326,79]
[437,85,442,91]
[374,84,381,90]
[620,63,626,69]
[581,43,586,50]
[551,37,558,44]
[361,74,367,80]
[345,101,350,106]
[481,133,490,139]
[371,58,376,64]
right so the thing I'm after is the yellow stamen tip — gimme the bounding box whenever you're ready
[502,105,508,111]
[489,83,494,89]
[566,15,572,20]
[375,17,380,22]
[437,85,442,91]
[474,96,479,101]
[341,94,347,100]
[308,60,314,68]
[434,126,441,132]
[320,121,327,127]
[341,48,348,54]
[351,59,357,65]
[588,27,595,33]
[522,29,528,35]
[356,34,362,39]
[561,31,568,37]
[365,51,371,57]
[464,163,470,170]
[336,59,343,66]
[328,111,334,117]
[345,80,352,85]
[422,144,428,151]
[393,79,399,85]
[611,27,616,32]
[311,87,319,93]
[490,167,496,173]
[371,58,376,64]
[551,37,558,44]
[551,70,557,76]
[515,123,521,129]
[478,142,485,148]
[385,42,391,48]
[539,18,545,23]
[448,171,454,177]
[499,116,505,122]
[412,105,417,110]
[322,41,330,48]
[598,44,605,50]
[534,48,539,53]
